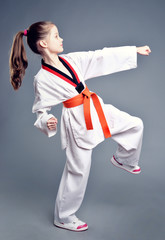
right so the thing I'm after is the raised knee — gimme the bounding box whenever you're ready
[134,117,144,132]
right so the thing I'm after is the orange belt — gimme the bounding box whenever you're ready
[63,86,111,138]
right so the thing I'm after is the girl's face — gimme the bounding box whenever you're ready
[42,25,63,55]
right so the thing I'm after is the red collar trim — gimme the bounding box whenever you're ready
[42,64,77,87]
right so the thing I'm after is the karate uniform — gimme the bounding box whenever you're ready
[32,46,143,223]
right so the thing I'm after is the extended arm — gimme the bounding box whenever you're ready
[67,45,151,81]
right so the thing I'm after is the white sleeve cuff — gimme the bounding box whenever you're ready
[34,113,57,137]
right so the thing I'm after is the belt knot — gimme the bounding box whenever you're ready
[82,87,91,98]
[63,85,111,138]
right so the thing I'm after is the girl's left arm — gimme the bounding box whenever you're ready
[136,45,151,55]
[67,45,151,81]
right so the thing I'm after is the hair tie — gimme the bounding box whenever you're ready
[24,29,28,36]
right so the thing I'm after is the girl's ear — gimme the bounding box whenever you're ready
[39,40,48,49]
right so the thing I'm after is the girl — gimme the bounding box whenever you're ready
[9,21,151,232]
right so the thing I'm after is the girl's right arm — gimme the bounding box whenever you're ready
[47,117,58,131]
[34,108,58,137]
[32,78,60,137]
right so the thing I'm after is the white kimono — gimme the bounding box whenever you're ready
[32,46,137,150]
[32,46,144,224]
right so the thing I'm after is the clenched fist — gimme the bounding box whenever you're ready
[47,117,58,130]
[136,46,151,55]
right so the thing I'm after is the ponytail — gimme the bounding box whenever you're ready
[9,21,54,90]
[9,31,28,90]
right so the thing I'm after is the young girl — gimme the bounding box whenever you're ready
[9,21,151,232]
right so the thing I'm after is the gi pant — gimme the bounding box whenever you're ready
[54,104,143,223]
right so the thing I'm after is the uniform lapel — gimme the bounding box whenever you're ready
[42,57,84,93]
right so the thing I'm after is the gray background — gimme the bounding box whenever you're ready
[0,0,165,239]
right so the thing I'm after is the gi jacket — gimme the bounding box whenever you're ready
[32,46,137,149]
